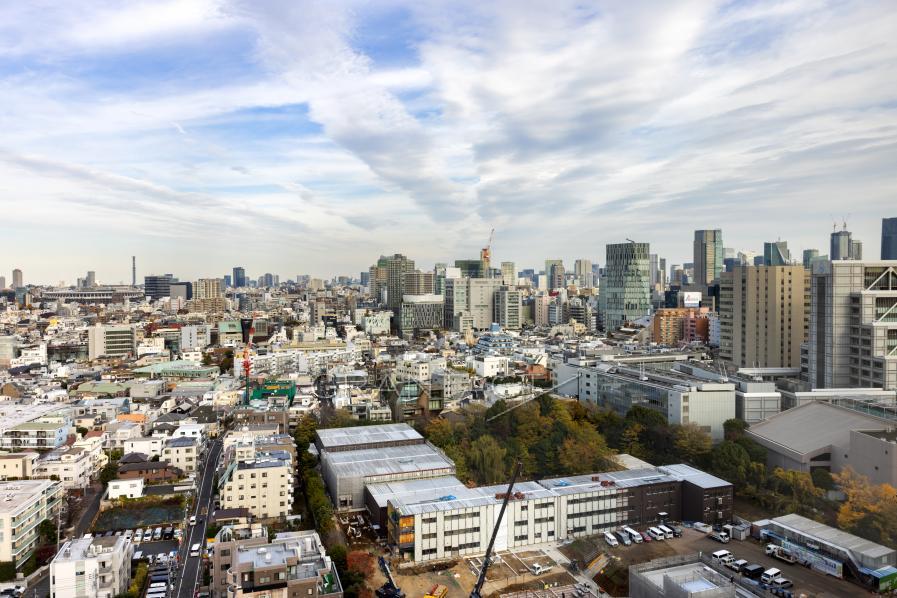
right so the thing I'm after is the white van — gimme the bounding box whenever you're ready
[761,568,782,584]
[603,532,619,547]
[148,583,168,591]
[711,550,732,563]
[624,527,643,544]
[190,543,201,557]
[648,527,665,541]
[658,524,674,539]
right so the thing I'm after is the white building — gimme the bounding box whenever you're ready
[33,446,93,490]
[219,457,293,521]
[108,478,144,499]
[181,325,212,351]
[162,437,200,474]
[50,535,133,598]
[466,355,510,378]
[87,324,137,361]
[104,421,143,449]
[124,436,165,458]
[0,479,63,564]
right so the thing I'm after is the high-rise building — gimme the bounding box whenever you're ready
[383,254,415,311]
[232,266,247,288]
[85,271,96,287]
[600,242,651,331]
[693,229,724,286]
[808,260,897,390]
[223,274,232,288]
[400,294,444,337]
[444,277,502,331]
[719,265,809,368]
[403,270,435,295]
[802,249,819,269]
[763,241,791,266]
[131,256,136,286]
[548,262,566,290]
[573,259,592,288]
[883,217,897,260]
[11,269,22,289]
[501,262,516,287]
[454,259,483,278]
[195,278,224,299]
[51,535,133,598]
[144,274,175,300]
[359,271,370,286]
[493,287,522,329]
[0,277,5,290]
[831,225,863,261]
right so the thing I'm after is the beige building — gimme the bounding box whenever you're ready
[33,446,93,490]
[720,265,809,368]
[50,535,133,598]
[162,437,199,474]
[0,452,38,480]
[219,457,293,521]
[87,324,137,361]
[0,479,64,564]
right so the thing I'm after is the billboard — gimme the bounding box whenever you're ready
[683,292,702,308]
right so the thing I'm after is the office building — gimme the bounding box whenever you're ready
[629,554,736,598]
[454,259,483,279]
[803,249,819,269]
[224,274,232,287]
[808,260,897,390]
[181,325,211,351]
[501,261,516,286]
[831,226,863,261]
[693,229,724,286]
[399,294,444,337]
[444,277,502,331]
[169,281,192,302]
[493,287,522,330]
[568,297,593,331]
[233,266,247,288]
[574,259,593,289]
[220,529,342,598]
[373,463,731,562]
[88,324,137,360]
[143,274,174,300]
[0,480,63,564]
[600,242,651,331]
[882,217,897,260]
[763,241,791,266]
[403,270,435,295]
[548,262,565,290]
[0,276,5,289]
[50,535,133,598]
[719,265,809,369]
[11,269,23,288]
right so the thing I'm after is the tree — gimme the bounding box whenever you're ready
[626,406,667,428]
[347,551,375,577]
[38,519,56,543]
[835,467,897,548]
[710,441,751,487]
[723,418,749,441]
[674,423,712,465]
[735,437,767,463]
[468,435,507,484]
[620,423,649,459]
[100,461,119,486]
[76,426,89,436]
[811,468,835,491]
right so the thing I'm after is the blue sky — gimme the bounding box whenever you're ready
[1,0,896,284]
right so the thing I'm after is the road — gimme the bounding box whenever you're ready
[73,485,103,536]
[175,439,222,598]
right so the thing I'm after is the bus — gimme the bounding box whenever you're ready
[623,527,643,544]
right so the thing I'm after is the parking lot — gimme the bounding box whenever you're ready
[683,531,869,598]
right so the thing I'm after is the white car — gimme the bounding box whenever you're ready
[189,516,197,526]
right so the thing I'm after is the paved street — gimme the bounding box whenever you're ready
[73,485,103,536]
[175,439,222,598]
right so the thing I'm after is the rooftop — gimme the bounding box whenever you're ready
[771,513,896,562]
[315,423,422,450]
[322,442,453,479]
[0,479,60,513]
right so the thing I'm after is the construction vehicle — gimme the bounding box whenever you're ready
[424,585,448,598]
[765,544,797,564]
[469,461,522,598]
[376,557,404,598]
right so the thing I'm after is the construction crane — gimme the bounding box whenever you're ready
[486,373,582,422]
[470,461,522,598]
[376,556,404,598]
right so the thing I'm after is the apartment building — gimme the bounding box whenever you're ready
[1,419,71,451]
[219,456,293,521]
[720,265,809,369]
[123,436,165,458]
[221,530,342,598]
[0,452,38,480]
[0,480,64,564]
[162,437,200,474]
[33,446,93,490]
[87,324,137,361]
[210,524,270,597]
[808,260,897,390]
[50,535,133,598]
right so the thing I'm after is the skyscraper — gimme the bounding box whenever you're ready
[0,277,5,290]
[808,260,897,389]
[11,269,23,289]
[232,267,247,288]
[195,278,224,299]
[383,254,415,311]
[763,241,791,266]
[719,265,809,368]
[144,274,175,300]
[830,225,862,261]
[599,242,651,331]
[693,229,724,286]
[501,262,516,287]
[882,217,897,259]
[403,270,435,295]
[573,259,592,288]
[548,262,566,290]
[802,249,819,269]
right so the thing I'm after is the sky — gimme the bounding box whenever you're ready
[1,0,896,285]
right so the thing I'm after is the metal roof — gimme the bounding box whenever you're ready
[771,513,896,561]
[322,443,453,479]
[658,464,731,489]
[315,423,422,449]
[389,479,553,515]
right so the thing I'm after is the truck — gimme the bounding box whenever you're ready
[708,531,730,544]
[424,585,447,598]
[765,544,797,564]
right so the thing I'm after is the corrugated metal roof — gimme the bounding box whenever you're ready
[772,513,896,561]
[315,423,422,449]
[323,443,453,479]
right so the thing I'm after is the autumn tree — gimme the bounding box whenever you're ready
[468,435,507,484]
[674,423,712,465]
[710,441,750,487]
[347,551,375,577]
[835,467,897,547]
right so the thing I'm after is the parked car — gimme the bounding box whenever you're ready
[671,526,683,538]
[603,532,619,547]
[614,531,631,546]
[153,527,162,541]
[640,531,652,543]
[741,564,764,580]
[163,526,174,540]
[771,578,793,589]
[727,559,748,572]
[134,529,143,542]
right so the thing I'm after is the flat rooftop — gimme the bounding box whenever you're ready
[386,477,555,515]
[322,443,453,479]
[641,562,725,592]
[0,480,59,513]
[315,423,422,450]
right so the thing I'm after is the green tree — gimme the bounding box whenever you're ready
[100,461,119,486]
[710,441,751,487]
[674,423,712,465]
[723,418,749,441]
[626,406,667,428]
[468,435,507,484]
[39,519,56,543]
[735,436,767,463]
[811,468,834,491]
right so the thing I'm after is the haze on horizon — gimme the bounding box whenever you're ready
[1,0,896,283]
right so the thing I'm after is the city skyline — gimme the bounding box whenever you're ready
[2,1,897,281]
